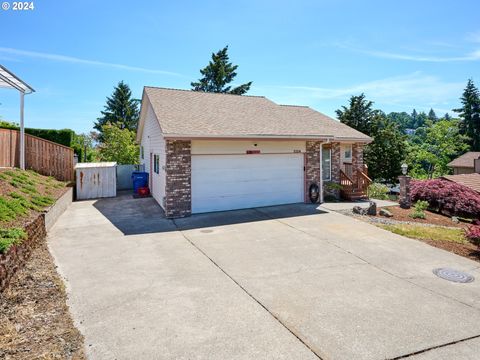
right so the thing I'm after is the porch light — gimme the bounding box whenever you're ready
[401,163,408,175]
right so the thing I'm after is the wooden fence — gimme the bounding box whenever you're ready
[0,129,74,181]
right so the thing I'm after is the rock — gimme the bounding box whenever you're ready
[379,208,393,217]
[367,201,377,216]
[353,206,366,215]
[451,216,460,224]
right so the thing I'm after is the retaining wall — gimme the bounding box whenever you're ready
[0,188,72,292]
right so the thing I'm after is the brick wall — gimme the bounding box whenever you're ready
[164,140,192,218]
[331,142,341,184]
[352,143,364,179]
[305,141,321,203]
[0,214,46,292]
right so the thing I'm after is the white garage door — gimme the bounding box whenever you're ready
[192,153,304,213]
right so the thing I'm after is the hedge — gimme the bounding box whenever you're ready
[0,121,74,147]
[410,179,480,219]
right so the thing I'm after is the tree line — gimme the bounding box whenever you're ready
[337,79,479,182]
[85,45,480,182]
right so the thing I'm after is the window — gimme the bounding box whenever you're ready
[344,144,352,159]
[154,155,159,174]
[141,146,144,160]
[322,147,331,181]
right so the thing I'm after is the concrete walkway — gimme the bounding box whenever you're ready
[49,195,480,360]
[320,199,398,211]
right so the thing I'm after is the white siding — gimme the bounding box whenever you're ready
[139,103,166,209]
[75,163,117,200]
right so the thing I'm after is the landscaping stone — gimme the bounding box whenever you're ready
[380,208,393,217]
[353,206,366,215]
[451,216,460,224]
[367,201,377,216]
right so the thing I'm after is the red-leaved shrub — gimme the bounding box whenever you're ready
[466,225,480,247]
[410,179,480,219]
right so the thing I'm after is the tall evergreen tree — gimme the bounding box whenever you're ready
[191,46,252,95]
[94,81,140,136]
[409,109,418,129]
[364,114,406,182]
[335,93,377,136]
[453,79,480,150]
[427,108,437,122]
[444,113,451,121]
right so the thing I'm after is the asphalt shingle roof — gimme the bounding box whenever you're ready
[141,87,371,141]
[448,152,480,168]
[442,173,480,193]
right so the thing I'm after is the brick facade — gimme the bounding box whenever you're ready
[352,143,364,180]
[399,175,412,209]
[164,140,192,218]
[331,142,341,184]
[305,141,321,203]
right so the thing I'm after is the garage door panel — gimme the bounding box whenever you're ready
[192,154,304,213]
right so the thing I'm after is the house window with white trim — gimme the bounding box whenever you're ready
[322,147,331,181]
[344,144,352,160]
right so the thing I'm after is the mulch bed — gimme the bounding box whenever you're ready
[381,205,468,228]
[420,238,480,263]
[0,241,85,359]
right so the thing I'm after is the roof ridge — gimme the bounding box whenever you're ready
[144,86,266,99]
[279,104,310,108]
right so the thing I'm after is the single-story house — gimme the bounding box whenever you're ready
[441,173,480,194]
[447,152,480,175]
[136,87,371,218]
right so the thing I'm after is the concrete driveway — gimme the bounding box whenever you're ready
[49,193,480,360]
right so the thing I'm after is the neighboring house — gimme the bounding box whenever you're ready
[447,152,480,175]
[441,174,480,194]
[136,87,371,218]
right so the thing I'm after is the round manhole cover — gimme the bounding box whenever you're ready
[433,268,475,283]
[200,229,213,233]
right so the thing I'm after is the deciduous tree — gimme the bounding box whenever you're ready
[97,123,139,164]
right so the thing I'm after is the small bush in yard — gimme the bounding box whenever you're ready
[466,226,480,247]
[410,200,429,219]
[411,179,480,219]
[31,195,54,207]
[0,228,27,252]
[368,183,389,200]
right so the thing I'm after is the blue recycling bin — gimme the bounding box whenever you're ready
[131,171,149,194]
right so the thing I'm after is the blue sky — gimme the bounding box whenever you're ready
[1,0,479,133]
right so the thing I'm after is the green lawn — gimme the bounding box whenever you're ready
[380,224,467,243]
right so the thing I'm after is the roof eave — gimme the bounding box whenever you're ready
[162,133,372,142]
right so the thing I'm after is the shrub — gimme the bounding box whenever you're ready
[411,179,480,219]
[466,225,480,247]
[31,195,54,207]
[409,200,429,219]
[0,228,27,253]
[368,183,389,200]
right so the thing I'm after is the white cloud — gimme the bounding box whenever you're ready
[358,49,480,62]
[259,72,464,108]
[0,47,184,77]
[466,31,480,43]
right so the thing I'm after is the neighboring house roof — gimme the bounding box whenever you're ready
[447,152,480,168]
[137,87,371,142]
[442,173,480,193]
